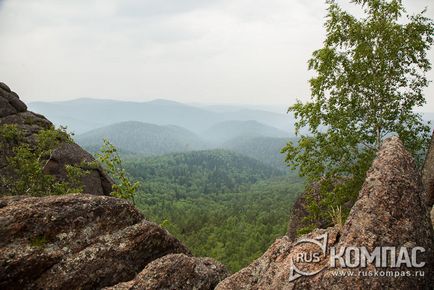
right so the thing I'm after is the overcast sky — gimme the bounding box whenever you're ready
[0,0,433,111]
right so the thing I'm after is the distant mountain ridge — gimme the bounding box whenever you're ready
[75,121,208,156]
[28,98,434,136]
[29,98,295,135]
[74,119,293,170]
[202,120,289,144]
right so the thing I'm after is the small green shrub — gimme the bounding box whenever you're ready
[0,125,88,196]
[96,139,140,202]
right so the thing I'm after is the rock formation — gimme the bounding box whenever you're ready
[217,137,434,289]
[0,194,226,289]
[422,131,434,225]
[105,254,229,290]
[0,82,113,195]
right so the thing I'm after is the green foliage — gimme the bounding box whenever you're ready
[136,177,302,272]
[283,0,433,229]
[0,125,87,196]
[0,124,24,145]
[123,150,303,272]
[329,205,344,232]
[96,139,139,202]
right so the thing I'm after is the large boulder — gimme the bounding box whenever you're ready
[0,194,192,289]
[105,253,229,290]
[217,137,434,289]
[0,82,113,196]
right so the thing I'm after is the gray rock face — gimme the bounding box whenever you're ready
[0,82,113,196]
[0,82,27,118]
[0,194,191,290]
[105,254,229,290]
[217,137,434,289]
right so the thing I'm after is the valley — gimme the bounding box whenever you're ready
[28,99,304,272]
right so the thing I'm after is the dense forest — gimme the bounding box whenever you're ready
[123,150,304,272]
[124,150,283,195]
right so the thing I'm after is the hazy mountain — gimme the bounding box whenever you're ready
[73,117,294,169]
[202,120,290,144]
[75,121,208,156]
[28,98,295,135]
[200,104,287,114]
[222,136,291,170]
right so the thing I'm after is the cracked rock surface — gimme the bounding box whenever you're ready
[0,194,193,290]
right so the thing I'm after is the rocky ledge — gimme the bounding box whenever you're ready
[0,194,228,289]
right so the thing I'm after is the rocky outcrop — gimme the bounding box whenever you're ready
[422,131,434,225]
[105,254,229,290]
[217,137,434,289]
[0,82,113,195]
[0,194,194,289]
[0,82,27,117]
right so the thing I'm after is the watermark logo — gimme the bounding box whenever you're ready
[289,233,328,281]
[289,233,426,282]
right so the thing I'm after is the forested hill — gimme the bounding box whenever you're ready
[75,121,207,156]
[201,120,289,143]
[122,149,303,272]
[124,149,284,197]
[222,136,291,171]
